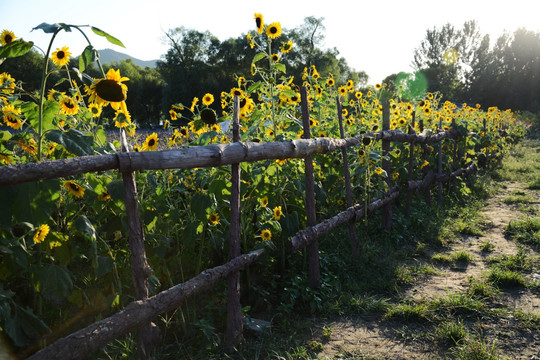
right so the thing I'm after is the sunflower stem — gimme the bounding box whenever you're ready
[37,29,61,161]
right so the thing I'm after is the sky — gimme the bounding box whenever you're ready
[1,0,540,84]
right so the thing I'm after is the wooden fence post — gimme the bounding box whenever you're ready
[437,117,443,203]
[336,96,359,260]
[381,100,392,229]
[405,111,416,217]
[119,130,160,359]
[225,96,243,350]
[300,86,320,289]
[419,119,432,206]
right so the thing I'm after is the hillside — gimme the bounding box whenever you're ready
[97,48,158,68]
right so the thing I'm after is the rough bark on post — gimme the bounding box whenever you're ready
[437,118,443,203]
[225,96,243,350]
[336,97,359,260]
[120,129,159,359]
[381,100,392,229]
[419,119,432,206]
[405,111,416,217]
[300,86,320,289]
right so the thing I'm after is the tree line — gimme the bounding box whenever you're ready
[2,18,539,129]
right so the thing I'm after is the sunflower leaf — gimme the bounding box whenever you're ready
[274,63,286,74]
[45,129,94,156]
[32,22,62,34]
[0,40,34,59]
[91,27,125,48]
[252,52,266,64]
[37,265,73,302]
[79,45,96,73]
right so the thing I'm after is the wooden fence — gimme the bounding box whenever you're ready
[1,88,488,359]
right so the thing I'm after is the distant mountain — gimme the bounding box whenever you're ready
[97,48,159,68]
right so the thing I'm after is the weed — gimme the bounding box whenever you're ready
[480,240,495,252]
[383,302,430,322]
[395,264,439,286]
[488,268,527,289]
[504,217,540,250]
[429,292,487,319]
[346,295,390,314]
[449,337,502,360]
[467,277,499,300]
[435,318,468,346]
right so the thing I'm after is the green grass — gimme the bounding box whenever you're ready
[488,268,527,288]
[502,194,535,204]
[480,240,495,252]
[467,277,499,300]
[395,264,440,286]
[449,337,502,360]
[504,217,540,250]
[431,250,475,269]
[435,319,468,346]
[383,302,430,322]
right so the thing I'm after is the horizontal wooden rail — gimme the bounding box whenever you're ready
[0,129,457,187]
[26,248,264,360]
[290,160,477,252]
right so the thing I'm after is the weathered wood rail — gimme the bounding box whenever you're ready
[2,89,490,359]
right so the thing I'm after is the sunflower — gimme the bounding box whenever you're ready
[246,33,255,49]
[281,40,293,53]
[88,103,102,118]
[375,83,382,90]
[261,229,272,241]
[51,46,71,67]
[230,87,243,98]
[251,63,257,76]
[260,196,269,207]
[60,97,79,116]
[326,78,335,87]
[346,79,354,89]
[392,172,399,180]
[266,22,282,39]
[87,68,129,111]
[0,72,16,94]
[272,206,283,220]
[342,108,348,117]
[0,153,13,164]
[355,91,363,99]
[208,212,220,225]
[254,13,264,34]
[202,93,214,106]
[179,126,189,138]
[374,167,384,175]
[64,181,85,198]
[0,30,16,46]
[190,97,199,112]
[271,53,280,62]
[33,224,50,244]
[114,108,131,129]
[142,132,159,151]
[2,104,22,129]
[338,86,347,96]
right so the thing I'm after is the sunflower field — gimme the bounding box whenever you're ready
[0,14,529,358]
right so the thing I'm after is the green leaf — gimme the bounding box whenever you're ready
[0,40,34,59]
[4,306,49,347]
[274,63,286,74]
[32,22,62,33]
[252,52,267,64]
[45,129,94,156]
[0,180,59,226]
[37,265,73,302]
[95,256,114,277]
[247,81,262,94]
[190,193,212,222]
[79,45,96,73]
[74,215,96,242]
[91,27,125,48]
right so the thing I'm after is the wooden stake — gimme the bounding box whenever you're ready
[120,129,159,360]
[225,96,243,350]
[381,100,392,229]
[405,111,416,217]
[336,97,359,260]
[300,86,320,289]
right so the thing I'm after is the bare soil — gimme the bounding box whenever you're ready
[311,180,540,359]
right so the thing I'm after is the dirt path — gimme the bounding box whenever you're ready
[313,176,540,359]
